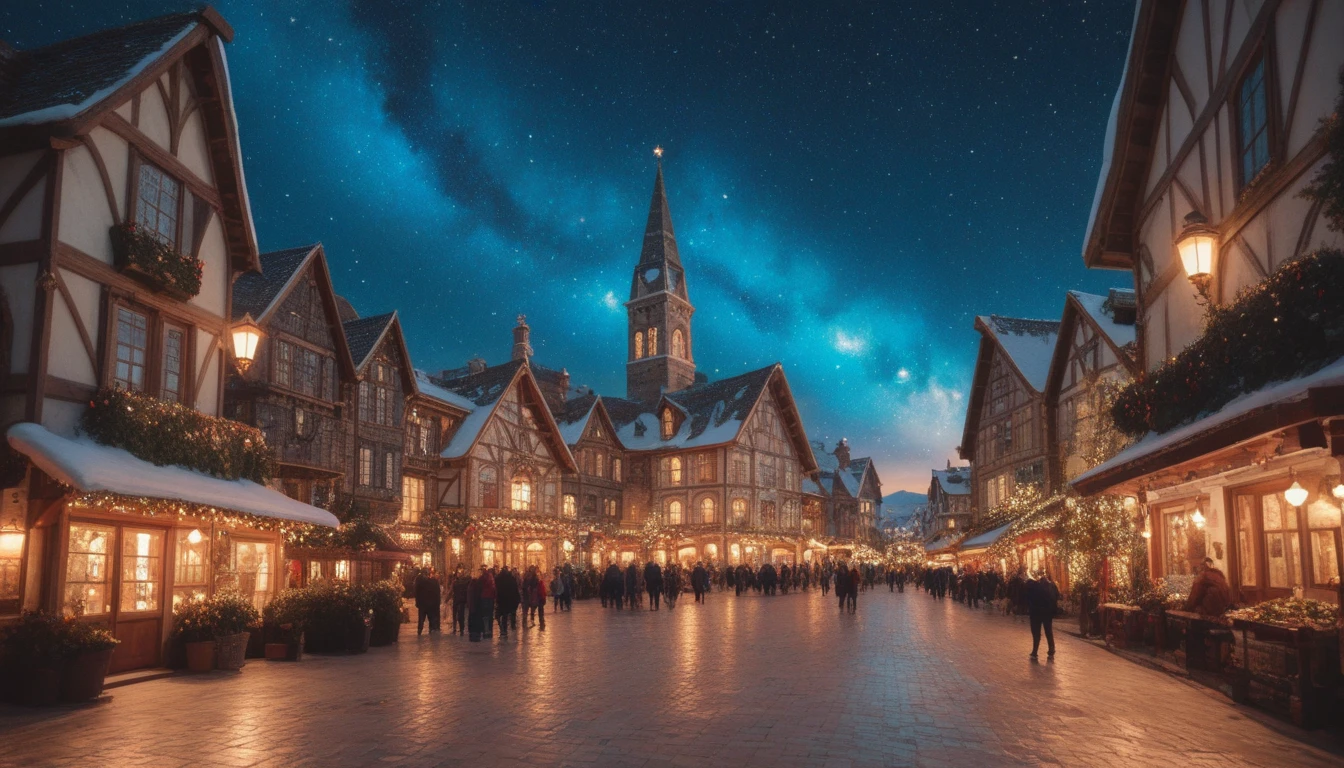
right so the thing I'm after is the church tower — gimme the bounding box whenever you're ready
[626,154,696,403]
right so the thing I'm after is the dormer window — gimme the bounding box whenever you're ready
[661,408,675,439]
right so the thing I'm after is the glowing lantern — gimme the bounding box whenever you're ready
[230,314,264,373]
[1285,481,1309,508]
[1175,211,1218,301]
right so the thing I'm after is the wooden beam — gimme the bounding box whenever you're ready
[0,154,49,233]
[43,375,95,404]
[51,269,99,381]
[1281,0,1321,154]
[1219,130,1328,247]
[53,242,228,333]
[0,240,46,266]
[77,135,121,226]
[100,112,223,211]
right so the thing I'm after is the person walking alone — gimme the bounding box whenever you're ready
[692,561,710,603]
[415,567,442,635]
[450,566,470,636]
[550,567,567,613]
[645,559,664,610]
[1026,571,1060,659]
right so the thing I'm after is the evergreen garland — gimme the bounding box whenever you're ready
[1111,248,1344,437]
[109,222,204,298]
[81,387,273,483]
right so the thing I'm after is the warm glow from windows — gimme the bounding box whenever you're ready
[634,331,644,359]
[511,476,533,511]
[671,328,686,358]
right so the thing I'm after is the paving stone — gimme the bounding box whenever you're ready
[0,590,1340,767]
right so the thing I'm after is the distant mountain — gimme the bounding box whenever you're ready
[880,490,925,528]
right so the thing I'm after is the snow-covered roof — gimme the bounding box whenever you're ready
[7,423,338,527]
[556,399,595,446]
[802,477,826,496]
[960,523,1013,552]
[1082,1,1144,265]
[978,315,1061,393]
[609,365,775,451]
[1069,290,1136,349]
[1075,356,1344,490]
[933,467,971,496]
[413,369,476,412]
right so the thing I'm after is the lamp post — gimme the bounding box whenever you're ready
[230,314,263,373]
[1176,211,1218,303]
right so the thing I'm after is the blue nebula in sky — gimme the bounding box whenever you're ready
[5,1,1135,491]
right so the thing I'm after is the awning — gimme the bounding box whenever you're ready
[958,523,1013,555]
[924,534,963,555]
[8,423,339,528]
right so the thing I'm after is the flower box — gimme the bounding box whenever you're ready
[109,223,203,299]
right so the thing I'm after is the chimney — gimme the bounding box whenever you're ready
[559,368,571,396]
[511,314,533,361]
[467,357,487,375]
[833,438,851,471]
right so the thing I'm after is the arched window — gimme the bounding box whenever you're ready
[700,497,716,524]
[761,501,777,526]
[669,456,683,485]
[667,500,683,525]
[648,327,658,356]
[562,494,577,519]
[661,408,675,440]
[634,331,644,360]
[732,498,747,524]
[510,475,532,511]
[671,328,686,358]
[478,467,498,507]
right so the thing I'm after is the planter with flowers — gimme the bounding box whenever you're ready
[108,222,203,299]
[359,579,405,647]
[1225,598,1341,728]
[263,589,308,661]
[301,582,372,654]
[173,591,261,673]
[0,611,119,706]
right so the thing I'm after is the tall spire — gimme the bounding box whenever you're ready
[631,157,688,302]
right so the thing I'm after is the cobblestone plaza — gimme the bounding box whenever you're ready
[1,590,1339,767]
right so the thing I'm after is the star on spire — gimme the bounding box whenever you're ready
[653,145,664,160]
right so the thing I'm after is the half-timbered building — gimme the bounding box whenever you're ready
[0,9,336,671]
[555,392,625,538]
[812,440,884,554]
[926,463,973,534]
[1074,0,1344,605]
[401,370,472,568]
[959,315,1060,523]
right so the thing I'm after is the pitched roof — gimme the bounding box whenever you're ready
[343,312,397,371]
[231,245,316,321]
[412,369,475,413]
[609,365,774,450]
[0,13,199,125]
[933,467,972,496]
[555,392,598,446]
[629,165,689,302]
[976,315,1060,393]
[432,361,577,471]
[1068,290,1137,350]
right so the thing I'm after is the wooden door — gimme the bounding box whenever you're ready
[109,526,166,673]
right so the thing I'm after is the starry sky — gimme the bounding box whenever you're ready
[6,1,1137,493]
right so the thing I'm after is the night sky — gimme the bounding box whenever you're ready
[5,1,1136,492]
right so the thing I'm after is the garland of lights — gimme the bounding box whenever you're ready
[70,491,294,535]
[81,387,273,483]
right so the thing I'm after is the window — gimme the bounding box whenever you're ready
[1235,495,1258,587]
[671,328,686,358]
[784,461,795,491]
[1237,56,1270,185]
[697,453,715,483]
[66,524,113,615]
[1162,507,1204,577]
[731,455,748,484]
[120,528,163,613]
[511,476,532,512]
[294,409,309,438]
[384,451,396,491]
[135,163,180,246]
[667,499,683,525]
[479,467,499,507]
[605,498,618,520]
[173,528,208,608]
[358,447,373,487]
[233,541,273,611]
[700,497,716,524]
[760,501,776,526]
[648,327,658,356]
[612,458,622,483]
[358,381,370,422]
[585,495,598,518]
[114,308,148,391]
[732,498,747,525]
[1307,495,1342,588]
[274,340,292,388]
[595,452,605,478]
[1261,492,1300,589]
[634,332,644,360]
[758,456,777,487]
[563,494,577,519]
[161,325,185,403]
[661,408,675,440]
[295,346,319,397]
[402,476,425,523]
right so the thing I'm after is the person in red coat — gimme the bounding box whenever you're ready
[1183,558,1232,617]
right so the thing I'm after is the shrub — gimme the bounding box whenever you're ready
[0,612,119,666]
[264,588,310,630]
[172,591,261,642]
[355,579,405,629]
[109,222,204,297]
[82,387,274,483]
[210,590,261,636]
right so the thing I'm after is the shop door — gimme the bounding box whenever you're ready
[67,522,167,673]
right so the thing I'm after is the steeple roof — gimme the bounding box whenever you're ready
[630,165,689,302]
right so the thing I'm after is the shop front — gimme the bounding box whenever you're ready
[6,424,338,673]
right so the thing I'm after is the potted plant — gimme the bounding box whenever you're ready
[360,579,405,647]
[303,581,364,654]
[58,619,119,703]
[0,612,69,706]
[211,591,260,671]
[263,588,308,661]
[173,597,218,673]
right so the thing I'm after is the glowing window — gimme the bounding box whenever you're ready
[563,494,577,519]
[634,332,644,360]
[667,500,683,525]
[672,328,686,358]
[700,497,716,524]
[669,456,683,485]
[511,476,532,512]
[661,409,675,439]
[648,327,658,356]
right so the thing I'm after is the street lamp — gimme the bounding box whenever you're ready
[1176,211,1218,302]
[230,314,263,373]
